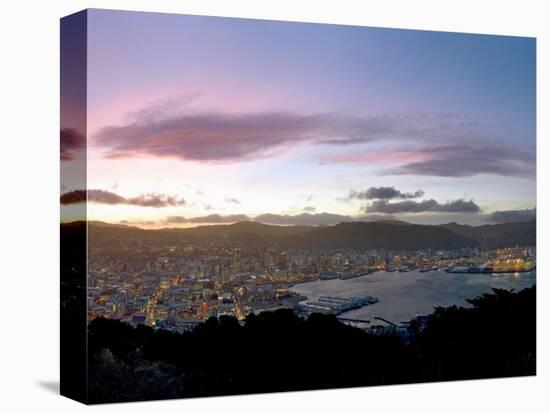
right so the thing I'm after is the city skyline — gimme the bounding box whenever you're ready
[60,9,536,228]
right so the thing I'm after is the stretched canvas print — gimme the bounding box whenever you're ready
[60,9,536,404]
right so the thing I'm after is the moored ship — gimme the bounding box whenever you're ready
[338,271,369,280]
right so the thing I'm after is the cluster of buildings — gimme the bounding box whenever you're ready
[87,237,535,333]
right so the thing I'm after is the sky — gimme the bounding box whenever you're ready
[61,9,536,227]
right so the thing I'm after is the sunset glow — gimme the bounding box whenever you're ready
[61,10,536,227]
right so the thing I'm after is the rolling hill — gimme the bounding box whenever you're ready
[440,219,535,249]
[283,221,478,250]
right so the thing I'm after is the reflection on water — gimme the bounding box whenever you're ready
[290,270,536,324]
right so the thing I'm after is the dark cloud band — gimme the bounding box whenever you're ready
[367,198,481,214]
[349,187,424,200]
[60,128,85,161]
[61,189,185,208]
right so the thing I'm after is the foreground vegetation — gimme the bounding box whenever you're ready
[87,285,535,403]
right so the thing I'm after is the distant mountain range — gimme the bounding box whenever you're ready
[63,218,535,251]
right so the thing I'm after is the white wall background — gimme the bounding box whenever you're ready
[0,0,547,412]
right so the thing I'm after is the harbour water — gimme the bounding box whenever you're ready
[290,270,536,325]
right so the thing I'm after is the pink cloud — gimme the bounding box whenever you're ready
[321,150,431,165]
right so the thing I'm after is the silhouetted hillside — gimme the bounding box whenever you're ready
[440,219,535,249]
[284,221,478,250]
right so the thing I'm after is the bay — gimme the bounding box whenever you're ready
[290,270,536,325]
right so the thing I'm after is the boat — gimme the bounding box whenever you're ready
[319,271,338,280]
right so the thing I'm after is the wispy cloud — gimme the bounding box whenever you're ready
[225,197,240,204]
[325,143,534,178]
[320,149,430,166]
[390,145,535,178]
[61,189,185,208]
[93,98,504,168]
[91,97,533,182]
[94,110,349,162]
